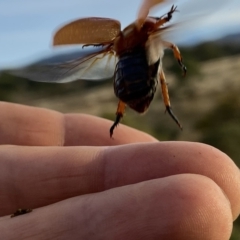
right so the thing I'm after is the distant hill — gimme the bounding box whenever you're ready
[215,32,240,45]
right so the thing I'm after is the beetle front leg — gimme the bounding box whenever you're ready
[159,70,182,129]
[162,41,187,76]
[155,5,178,28]
[110,100,126,138]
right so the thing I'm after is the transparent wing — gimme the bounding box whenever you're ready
[53,17,121,46]
[163,0,227,24]
[9,46,117,83]
[136,0,229,42]
[147,0,231,43]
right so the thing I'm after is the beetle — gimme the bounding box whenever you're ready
[8,0,226,137]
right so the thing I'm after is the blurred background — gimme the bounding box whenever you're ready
[0,0,240,238]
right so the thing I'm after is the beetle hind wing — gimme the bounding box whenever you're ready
[8,46,117,83]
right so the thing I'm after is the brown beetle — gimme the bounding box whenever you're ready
[53,1,186,137]
[9,0,225,137]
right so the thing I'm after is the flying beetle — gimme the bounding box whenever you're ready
[8,0,227,137]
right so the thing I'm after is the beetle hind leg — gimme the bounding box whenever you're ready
[162,41,187,76]
[159,70,182,129]
[110,100,126,138]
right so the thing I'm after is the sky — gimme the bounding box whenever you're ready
[0,0,240,68]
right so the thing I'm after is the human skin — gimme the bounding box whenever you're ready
[0,102,239,240]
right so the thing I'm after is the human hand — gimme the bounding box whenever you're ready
[0,102,239,240]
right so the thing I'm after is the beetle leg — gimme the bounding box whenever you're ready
[155,5,177,28]
[159,70,182,129]
[162,41,187,76]
[110,100,126,138]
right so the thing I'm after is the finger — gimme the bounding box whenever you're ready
[64,113,157,146]
[0,102,157,146]
[0,175,232,240]
[0,142,240,220]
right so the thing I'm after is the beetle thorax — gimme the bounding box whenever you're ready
[114,22,154,55]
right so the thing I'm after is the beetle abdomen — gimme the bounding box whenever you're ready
[114,48,160,113]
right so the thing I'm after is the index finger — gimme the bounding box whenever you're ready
[0,102,157,146]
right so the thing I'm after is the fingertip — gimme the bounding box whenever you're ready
[92,174,233,240]
[163,174,233,240]
[102,141,240,220]
[184,142,240,220]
